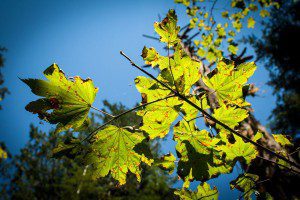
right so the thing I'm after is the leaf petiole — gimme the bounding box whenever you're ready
[91,105,115,118]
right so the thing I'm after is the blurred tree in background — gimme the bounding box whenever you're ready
[0,101,176,199]
[247,0,300,136]
[0,46,9,110]
[0,47,9,159]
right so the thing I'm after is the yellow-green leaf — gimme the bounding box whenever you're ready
[230,173,259,200]
[247,17,256,28]
[157,153,176,174]
[86,125,153,185]
[203,60,256,106]
[22,64,98,133]
[219,135,258,165]
[174,121,216,155]
[213,105,248,130]
[175,182,219,200]
[273,134,293,147]
[154,9,180,46]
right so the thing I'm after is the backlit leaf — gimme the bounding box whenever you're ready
[154,9,180,46]
[86,125,153,185]
[174,121,216,155]
[213,105,248,130]
[22,64,98,133]
[157,153,176,174]
[247,17,256,28]
[203,60,256,106]
[230,173,259,200]
[218,135,258,165]
[273,134,293,147]
[175,182,218,200]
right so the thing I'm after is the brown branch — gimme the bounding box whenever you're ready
[120,50,300,170]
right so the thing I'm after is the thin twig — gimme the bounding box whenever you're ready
[187,115,204,122]
[142,34,160,41]
[91,106,115,118]
[256,155,299,174]
[180,24,190,33]
[119,50,300,170]
[186,32,200,43]
[289,147,300,156]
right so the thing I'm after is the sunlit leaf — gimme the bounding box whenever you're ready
[213,105,248,130]
[230,173,259,200]
[247,17,256,28]
[219,135,258,165]
[157,153,176,174]
[154,9,180,46]
[86,125,153,185]
[203,60,256,106]
[174,120,216,155]
[22,64,98,133]
[273,134,293,147]
[175,182,218,200]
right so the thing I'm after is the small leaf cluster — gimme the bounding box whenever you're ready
[175,0,280,62]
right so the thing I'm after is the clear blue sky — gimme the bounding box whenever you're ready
[0,0,276,198]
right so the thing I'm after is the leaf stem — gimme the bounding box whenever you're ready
[119,50,300,170]
[81,94,176,143]
[91,106,115,118]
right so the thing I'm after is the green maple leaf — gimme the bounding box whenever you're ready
[181,96,210,121]
[216,24,226,38]
[203,60,256,106]
[142,45,201,95]
[157,152,176,174]
[272,134,292,169]
[174,121,217,155]
[151,46,201,94]
[137,96,181,139]
[175,123,233,181]
[213,105,248,130]
[52,137,82,159]
[218,135,258,165]
[172,46,201,94]
[86,125,153,185]
[154,9,180,46]
[175,182,219,200]
[135,76,181,139]
[177,151,233,182]
[136,46,203,138]
[230,173,259,200]
[22,64,98,133]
